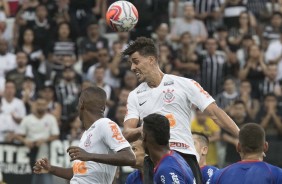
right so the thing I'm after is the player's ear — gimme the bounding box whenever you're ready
[202,146,208,155]
[263,141,268,153]
[148,56,157,65]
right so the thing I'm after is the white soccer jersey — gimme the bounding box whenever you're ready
[70,118,130,184]
[125,74,215,157]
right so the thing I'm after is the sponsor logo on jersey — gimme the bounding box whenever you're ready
[163,89,175,103]
[160,175,166,184]
[170,142,190,149]
[139,101,147,106]
[169,172,180,184]
[137,88,146,94]
[109,122,127,143]
[164,80,174,86]
[84,134,92,147]
[73,161,87,175]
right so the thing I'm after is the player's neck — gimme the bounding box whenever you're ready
[199,158,207,167]
[150,146,170,166]
[84,113,104,130]
[147,70,164,88]
[241,153,264,162]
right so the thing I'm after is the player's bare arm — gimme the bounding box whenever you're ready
[67,146,136,166]
[33,158,73,180]
[122,118,142,142]
[204,103,240,137]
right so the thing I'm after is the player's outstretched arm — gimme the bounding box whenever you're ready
[67,146,136,166]
[33,158,73,180]
[122,118,141,142]
[204,103,240,137]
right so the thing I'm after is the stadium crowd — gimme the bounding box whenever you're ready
[0,0,282,183]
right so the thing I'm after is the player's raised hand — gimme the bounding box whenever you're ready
[67,146,91,161]
[33,158,51,174]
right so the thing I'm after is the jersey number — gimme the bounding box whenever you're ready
[165,114,176,128]
[73,161,87,175]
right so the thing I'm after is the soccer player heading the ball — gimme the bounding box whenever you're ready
[122,37,239,184]
[33,87,135,184]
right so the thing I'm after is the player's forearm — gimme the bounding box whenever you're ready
[88,150,136,166]
[122,127,142,142]
[211,108,239,137]
[49,166,73,180]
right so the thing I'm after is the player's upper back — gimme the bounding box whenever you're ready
[201,165,218,184]
[210,161,282,184]
[154,151,195,184]
[125,170,143,184]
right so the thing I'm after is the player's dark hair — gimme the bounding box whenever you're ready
[192,132,209,146]
[5,79,16,86]
[143,113,170,146]
[239,123,265,154]
[80,87,106,113]
[122,37,158,59]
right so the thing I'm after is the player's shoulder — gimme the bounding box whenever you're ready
[129,82,148,96]
[164,74,193,85]
[126,170,142,183]
[264,162,282,173]
[94,118,118,128]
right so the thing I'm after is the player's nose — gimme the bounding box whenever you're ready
[131,63,136,71]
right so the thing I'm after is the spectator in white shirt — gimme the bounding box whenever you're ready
[0,39,16,81]
[170,2,207,44]
[0,80,26,142]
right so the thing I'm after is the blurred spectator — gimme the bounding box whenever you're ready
[151,23,170,46]
[16,28,45,71]
[53,0,69,24]
[116,32,130,50]
[79,20,109,74]
[199,37,227,96]
[87,47,121,88]
[122,71,137,91]
[265,29,282,81]
[216,77,239,112]
[14,96,59,184]
[221,0,248,30]
[171,2,207,44]
[40,84,61,122]
[114,104,127,128]
[222,100,251,165]
[256,93,282,141]
[81,80,94,91]
[246,0,269,22]
[107,88,130,120]
[214,26,231,54]
[25,4,51,54]
[191,109,220,166]
[20,77,36,114]
[66,116,83,141]
[224,51,240,78]
[0,0,10,17]
[239,80,260,119]
[48,22,77,71]
[0,80,26,141]
[258,62,282,98]
[174,32,199,80]
[228,11,258,50]
[0,39,16,81]
[69,0,98,37]
[158,43,173,74]
[236,35,255,68]
[262,12,282,44]
[55,66,80,132]
[39,0,58,20]
[239,44,267,98]
[5,51,33,94]
[92,66,115,117]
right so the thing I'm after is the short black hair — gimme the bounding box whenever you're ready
[143,113,170,146]
[80,87,106,112]
[5,79,16,86]
[192,132,209,146]
[122,37,158,58]
[239,123,265,154]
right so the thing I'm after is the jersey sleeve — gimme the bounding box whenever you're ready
[185,79,215,112]
[102,121,130,152]
[124,91,139,121]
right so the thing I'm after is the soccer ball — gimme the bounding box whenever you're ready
[106,1,138,32]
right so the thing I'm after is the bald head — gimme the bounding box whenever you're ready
[80,87,106,113]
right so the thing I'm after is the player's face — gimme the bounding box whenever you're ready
[131,140,145,169]
[129,52,152,83]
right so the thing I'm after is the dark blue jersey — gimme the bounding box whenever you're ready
[154,151,194,184]
[210,161,282,184]
[201,165,218,184]
[126,170,143,184]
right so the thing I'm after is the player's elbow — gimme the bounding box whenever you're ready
[125,151,136,166]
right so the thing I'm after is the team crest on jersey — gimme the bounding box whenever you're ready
[163,89,175,103]
[84,134,92,147]
[164,80,174,86]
